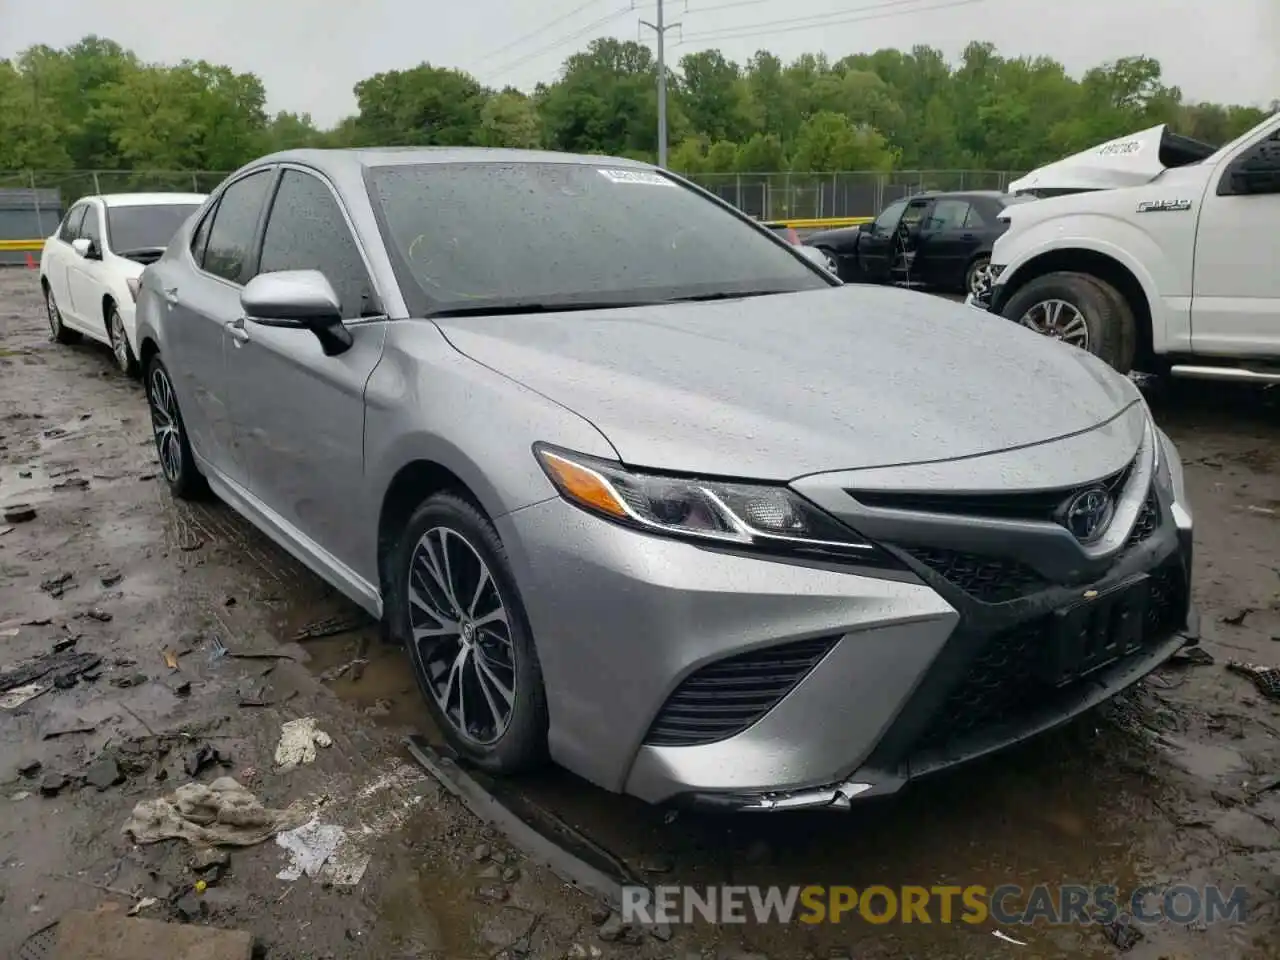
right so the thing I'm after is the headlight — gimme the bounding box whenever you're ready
[534,444,885,561]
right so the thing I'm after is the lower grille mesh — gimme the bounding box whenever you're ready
[911,561,1187,755]
[901,546,1045,604]
[643,636,838,747]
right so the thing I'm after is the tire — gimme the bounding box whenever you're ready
[964,255,991,297]
[816,246,842,279]
[107,303,140,378]
[393,492,548,774]
[44,284,80,345]
[144,355,207,500]
[1001,271,1137,373]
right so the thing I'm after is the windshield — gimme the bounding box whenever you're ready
[105,204,202,254]
[367,162,830,314]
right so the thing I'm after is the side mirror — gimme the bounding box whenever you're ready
[71,238,96,259]
[240,270,352,356]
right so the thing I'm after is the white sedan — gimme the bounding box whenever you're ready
[40,192,206,376]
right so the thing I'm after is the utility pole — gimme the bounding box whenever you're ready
[640,1,679,168]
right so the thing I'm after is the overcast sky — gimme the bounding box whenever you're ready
[1,0,1276,127]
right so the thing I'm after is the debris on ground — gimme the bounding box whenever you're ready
[292,613,370,642]
[1170,646,1215,666]
[17,759,41,777]
[52,476,89,491]
[1,682,48,710]
[184,744,224,777]
[42,723,97,740]
[100,571,122,588]
[318,658,368,683]
[1099,913,1145,951]
[191,847,230,871]
[2,502,36,523]
[85,755,124,791]
[79,608,112,622]
[53,908,253,960]
[274,717,332,769]
[275,818,372,886]
[39,572,73,597]
[1222,608,1253,627]
[122,777,310,847]
[1226,660,1280,701]
[39,772,68,796]
[0,649,101,694]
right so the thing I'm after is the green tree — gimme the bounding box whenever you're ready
[353,64,489,146]
[475,90,541,148]
[790,112,896,171]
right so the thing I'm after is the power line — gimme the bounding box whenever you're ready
[488,4,639,80]
[483,0,608,62]
[677,0,985,45]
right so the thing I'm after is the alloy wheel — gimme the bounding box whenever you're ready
[148,366,184,483]
[822,250,839,274]
[408,526,516,746]
[1019,298,1090,349]
[968,262,993,297]
[109,311,129,372]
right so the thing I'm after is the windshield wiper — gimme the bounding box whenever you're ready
[428,300,661,318]
[659,289,794,303]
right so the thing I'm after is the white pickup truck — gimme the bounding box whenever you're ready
[969,112,1280,382]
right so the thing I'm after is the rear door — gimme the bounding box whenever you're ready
[162,168,276,487]
[223,166,387,572]
[913,198,976,289]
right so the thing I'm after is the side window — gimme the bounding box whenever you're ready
[924,199,970,231]
[59,205,87,242]
[872,200,907,236]
[964,204,990,229]
[901,199,931,228]
[203,170,274,284]
[80,205,103,251]
[258,170,375,320]
[189,202,218,269]
[1218,128,1280,196]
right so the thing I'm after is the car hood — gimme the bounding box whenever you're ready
[1009,124,1219,194]
[434,286,1141,480]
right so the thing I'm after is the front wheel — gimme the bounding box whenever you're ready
[394,492,548,774]
[45,285,80,345]
[1001,271,1136,374]
[964,255,991,297]
[144,355,207,499]
[108,305,139,378]
[816,246,841,278]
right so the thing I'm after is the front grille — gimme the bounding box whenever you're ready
[911,560,1187,755]
[1125,493,1159,548]
[643,636,838,747]
[900,546,1045,604]
[849,459,1134,524]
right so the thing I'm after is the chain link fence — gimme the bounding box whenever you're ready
[0,168,1025,245]
[688,170,1023,220]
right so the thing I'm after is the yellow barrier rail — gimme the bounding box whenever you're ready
[0,239,44,252]
[764,216,873,229]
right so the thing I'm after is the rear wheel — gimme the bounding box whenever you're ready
[145,355,207,499]
[964,255,992,297]
[45,285,80,345]
[1001,271,1136,373]
[815,246,841,278]
[394,492,548,774]
[107,304,139,378]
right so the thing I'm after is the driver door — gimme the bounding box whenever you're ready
[65,201,110,338]
[857,198,907,282]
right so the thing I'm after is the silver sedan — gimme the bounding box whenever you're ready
[134,148,1198,811]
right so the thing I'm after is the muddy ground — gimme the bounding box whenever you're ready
[1,266,1279,960]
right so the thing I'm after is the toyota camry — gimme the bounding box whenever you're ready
[134,148,1197,811]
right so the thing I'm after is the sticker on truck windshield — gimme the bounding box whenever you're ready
[597,168,674,186]
[1097,139,1144,157]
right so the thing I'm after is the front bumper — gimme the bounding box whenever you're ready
[496,435,1195,811]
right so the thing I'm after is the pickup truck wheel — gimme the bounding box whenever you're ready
[1002,271,1136,373]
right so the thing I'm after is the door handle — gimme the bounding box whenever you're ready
[163,286,180,305]
[226,317,251,346]
[961,233,976,240]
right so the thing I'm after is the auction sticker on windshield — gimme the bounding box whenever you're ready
[598,169,674,186]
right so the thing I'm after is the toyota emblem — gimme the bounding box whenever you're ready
[1061,486,1115,542]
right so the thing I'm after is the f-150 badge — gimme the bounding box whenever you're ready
[1137,199,1193,213]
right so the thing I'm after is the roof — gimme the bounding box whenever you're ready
[249,146,651,178]
[95,193,208,207]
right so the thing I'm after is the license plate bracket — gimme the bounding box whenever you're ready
[1041,575,1151,686]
